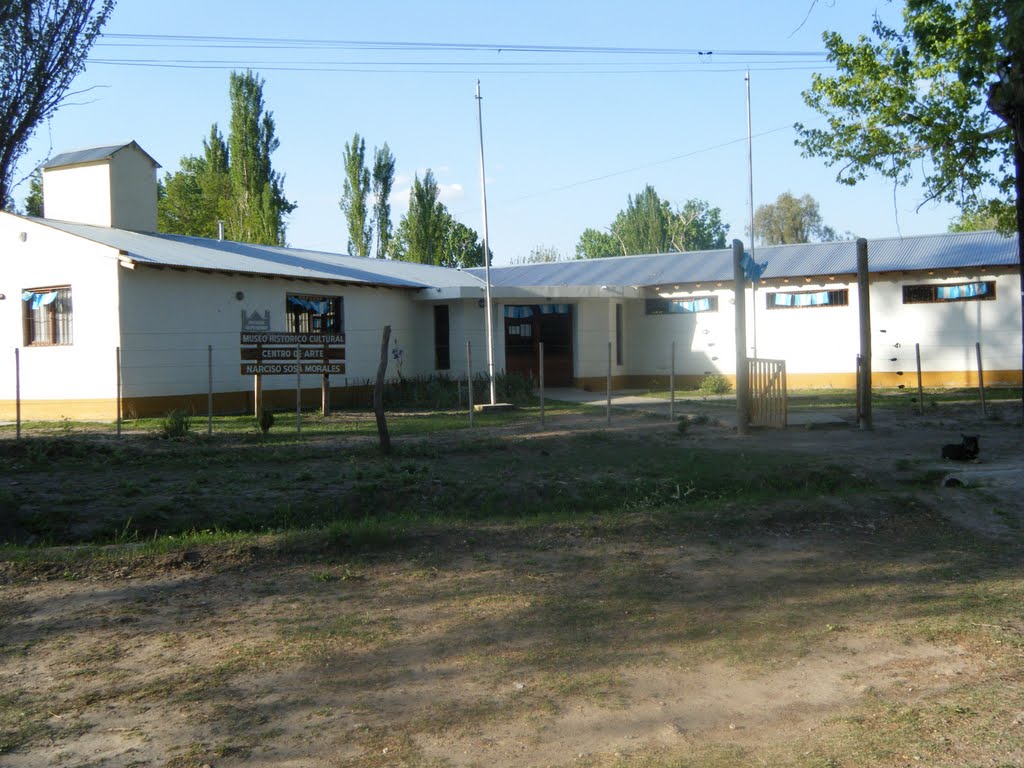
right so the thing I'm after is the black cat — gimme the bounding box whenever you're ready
[941,434,980,461]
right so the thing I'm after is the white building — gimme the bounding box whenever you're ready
[1,141,1020,421]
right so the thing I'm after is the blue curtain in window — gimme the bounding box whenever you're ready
[937,283,987,300]
[288,296,329,313]
[21,290,58,309]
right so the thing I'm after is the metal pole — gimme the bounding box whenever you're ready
[14,348,20,441]
[915,343,924,416]
[976,342,987,417]
[116,346,122,437]
[539,341,545,427]
[467,340,474,427]
[669,340,676,422]
[207,345,213,437]
[606,341,612,426]
[856,238,872,430]
[295,343,301,434]
[746,70,758,358]
[733,239,749,435]
[475,80,497,406]
[254,374,262,421]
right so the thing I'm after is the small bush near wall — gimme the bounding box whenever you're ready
[698,374,732,396]
[158,410,193,439]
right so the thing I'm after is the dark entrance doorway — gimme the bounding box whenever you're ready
[503,304,574,387]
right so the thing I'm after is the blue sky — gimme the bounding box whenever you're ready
[17,0,961,264]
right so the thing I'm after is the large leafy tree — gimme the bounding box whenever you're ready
[389,170,485,268]
[227,70,295,246]
[371,142,396,259]
[0,0,115,208]
[752,191,838,245]
[340,132,371,257]
[158,125,231,238]
[796,0,1023,407]
[575,185,729,258]
[670,198,730,251]
[575,228,620,259]
[796,1,1021,235]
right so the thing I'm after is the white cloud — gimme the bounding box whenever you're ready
[438,183,464,204]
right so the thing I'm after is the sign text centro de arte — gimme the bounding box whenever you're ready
[241,332,346,345]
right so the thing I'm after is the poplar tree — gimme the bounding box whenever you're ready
[340,132,372,257]
[0,0,115,208]
[158,125,231,238]
[389,169,485,267]
[371,142,396,259]
[227,70,295,246]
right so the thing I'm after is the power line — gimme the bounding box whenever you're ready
[452,124,798,216]
[96,33,828,59]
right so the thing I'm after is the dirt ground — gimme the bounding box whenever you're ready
[1,400,1022,768]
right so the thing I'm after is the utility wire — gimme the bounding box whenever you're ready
[96,33,828,58]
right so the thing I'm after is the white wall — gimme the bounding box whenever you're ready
[0,214,122,405]
[43,163,112,227]
[753,281,861,375]
[109,146,158,232]
[869,272,1021,380]
[43,145,158,232]
[117,269,448,397]
[628,290,738,378]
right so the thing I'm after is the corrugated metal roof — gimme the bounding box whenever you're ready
[40,220,485,290]
[41,141,161,170]
[475,231,1020,288]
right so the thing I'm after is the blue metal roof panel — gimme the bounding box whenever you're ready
[477,231,1019,287]
[40,221,484,289]
[41,141,161,170]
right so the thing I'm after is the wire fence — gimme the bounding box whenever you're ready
[5,335,1018,439]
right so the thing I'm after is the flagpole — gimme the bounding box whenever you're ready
[476,79,497,406]
[746,69,758,359]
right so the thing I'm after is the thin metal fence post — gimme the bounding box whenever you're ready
[669,340,676,422]
[915,343,924,415]
[295,343,301,434]
[539,341,545,427]
[15,349,21,441]
[467,340,474,427]
[606,341,612,426]
[207,345,213,437]
[976,342,987,417]
[116,346,122,437]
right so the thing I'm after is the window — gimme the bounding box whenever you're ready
[434,305,450,370]
[286,293,343,334]
[615,304,623,365]
[767,289,848,310]
[902,281,995,304]
[22,286,73,346]
[645,296,719,315]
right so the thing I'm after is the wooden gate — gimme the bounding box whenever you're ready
[748,358,787,428]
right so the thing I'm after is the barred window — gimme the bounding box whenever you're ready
[645,296,719,315]
[22,286,73,346]
[285,294,343,334]
[767,289,849,310]
[902,281,995,304]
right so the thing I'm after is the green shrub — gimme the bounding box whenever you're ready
[698,374,732,396]
[158,410,193,439]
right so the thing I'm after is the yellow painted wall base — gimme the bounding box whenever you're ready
[1,371,1019,422]
[574,369,1021,395]
[0,385,377,422]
